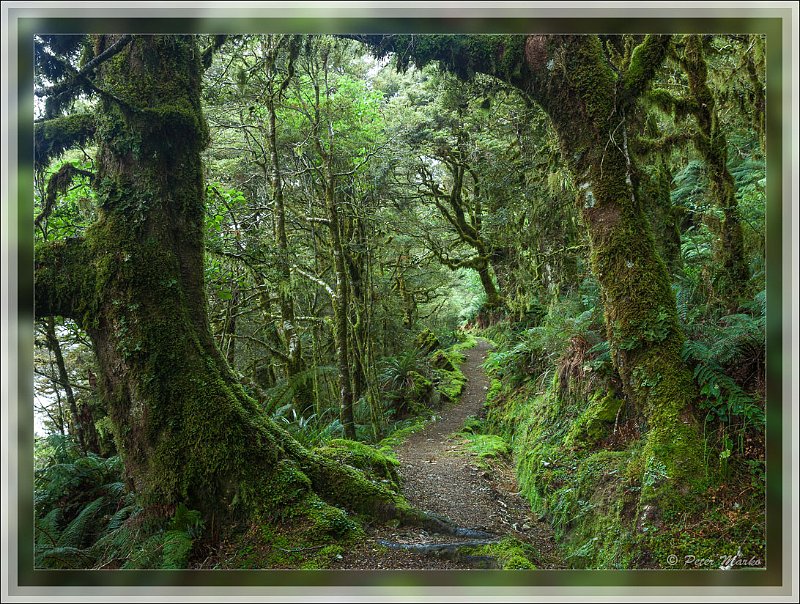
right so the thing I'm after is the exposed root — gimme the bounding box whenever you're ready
[376,539,501,568]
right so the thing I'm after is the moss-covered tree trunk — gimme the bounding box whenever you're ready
[34,34,401,532]
[680,35,749,305]
[325,182,357,440]
[529,35,705,508]
[345,216,369,405]
[352,32,705,516]
[475,259,502,309]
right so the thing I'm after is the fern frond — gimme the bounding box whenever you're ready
[57,496,106,549]
[35,508,62,548]
[162,529,193,569]
[107,503,140,532]
[263,365,336,414]
[122,532,166,569]
[38,545,93,569]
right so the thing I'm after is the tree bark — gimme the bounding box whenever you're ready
[324,180,357,439]
[267,93,305,389]
[34,34,401,531]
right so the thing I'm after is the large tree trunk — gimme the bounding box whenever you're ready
[475,258,502,309]
[34,34,404,532]
[531,35,704,504]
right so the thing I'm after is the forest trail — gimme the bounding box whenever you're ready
[332,339,563,569]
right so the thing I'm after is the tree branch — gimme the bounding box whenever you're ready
[34,113,96,171]
[292,265,335,300]
[35,34,133,98]
[622,34,673,104]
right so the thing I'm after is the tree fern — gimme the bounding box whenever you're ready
[34,508,61,549]
[37,546,94,569]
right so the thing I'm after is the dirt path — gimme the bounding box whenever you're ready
[332,339,562,570]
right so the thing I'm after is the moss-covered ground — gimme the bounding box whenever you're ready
[482,347,765,569]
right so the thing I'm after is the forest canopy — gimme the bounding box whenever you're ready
[31,32,767,572]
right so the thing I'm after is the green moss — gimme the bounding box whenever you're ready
[460,415,484,434]
[429,349,456,371]
[34,113,96,170]
[407,370,433,402]
[564,36,617,131]
[460,433,510,462]
[485,346,759,569]
[315,439,401,491]
[430,344,468,403]
[467,537,538,569]
[227,496,361,570]
[303,454,415,524]
[452,333,479,352]
[378,415,431,449]
[622,35,672,102]
[414,328,441,354]
[564,391,622,448]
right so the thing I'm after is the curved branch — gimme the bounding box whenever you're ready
[622,34,672,103]
[344,34,529,86]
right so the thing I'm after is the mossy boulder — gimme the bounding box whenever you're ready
[565,391,623,448]
[407,370,433,403]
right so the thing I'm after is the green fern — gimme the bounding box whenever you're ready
[681,339,764,428]
[263,365,336,415]
[162,530,194,569]
[379,350,423,391]
[37,546,94,569]
[34,508,61,549]
[122,532,167,569]
[671,159,709,211]
[56,496,106,550]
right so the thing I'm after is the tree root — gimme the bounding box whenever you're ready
[414,512,496,539]
[376,538,501,568]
